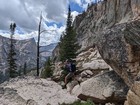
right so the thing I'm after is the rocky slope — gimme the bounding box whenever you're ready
[72,71,128,104]
[52,0,140,104]
[0,76,78,105]
[72,0,140,104]
[73,0,140,86]
[52,47,111,82]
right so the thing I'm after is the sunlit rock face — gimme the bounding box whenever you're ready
[51,0,140,104]
[76,47,111,80]
[76,47,111,71]
[97,20,140,87]
[124,81,140,105]
[73,0,140,86]
[72,71,128,104]
[72,0,140,104]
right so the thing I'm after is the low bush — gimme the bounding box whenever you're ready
[41,57,53,78]
[60,99,95,105]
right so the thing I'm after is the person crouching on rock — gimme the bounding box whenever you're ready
[62,59,76,89]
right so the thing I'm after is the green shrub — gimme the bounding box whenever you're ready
[41,57,53,78]
[23,62,27,75]
[59,66,69,81]
[60,99,95,105]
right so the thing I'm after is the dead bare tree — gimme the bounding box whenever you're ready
[37,13,55,76]
[37,14,42,76]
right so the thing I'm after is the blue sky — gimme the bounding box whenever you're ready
[0,0,94,45]
[70,1,85,14]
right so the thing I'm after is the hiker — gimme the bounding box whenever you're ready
[62,59,77,89]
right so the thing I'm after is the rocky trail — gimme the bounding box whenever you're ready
[0,76,78,105]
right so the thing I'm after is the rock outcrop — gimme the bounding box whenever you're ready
[52,47,111,84]
[73,0,140,87]
[72,71,128,104]
[52,0,140,104]
[76,47,112,82]
[124,81,140,105]
[76,47,111,72]
[0,87,38,105]
[97,20,140,87]
[0,76,78,105]
[74,0,140,53]
[72,0,140,104]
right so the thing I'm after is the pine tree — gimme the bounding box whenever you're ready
[41,57,53,78]
[7,23,18,78]
[59,5,79,61]
[18,66,22,76]
[23,62,27,75]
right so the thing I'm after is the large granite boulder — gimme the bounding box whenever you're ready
[0,76,78,105]
[97,20,140,87]
[0,87,38,105]
[72,71,128,104]
[124,81,140,105]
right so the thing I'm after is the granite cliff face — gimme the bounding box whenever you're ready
[0,35,37,82]
[74,0,140,52]
[74,0,140,86]
[51,0,140,104]
[73,0,140,104]
[40,43,57,59]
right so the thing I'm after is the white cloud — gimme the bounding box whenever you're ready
[0,25,65,46]
[0,0,68,45]
[71,11,80,21]
[71,0,93,9]
[0,0,88,45]
[0,0,68,32]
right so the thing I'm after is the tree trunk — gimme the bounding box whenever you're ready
[37,14,42,76]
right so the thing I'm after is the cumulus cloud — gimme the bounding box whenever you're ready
[71,0,93,9]
[71,11,80,21]
[0,0,69,45]
[0,0,68,31]
[0,0,37,32]
[1,25,65,46]
[0,0,82,45]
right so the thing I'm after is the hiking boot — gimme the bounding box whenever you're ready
[62,85,67,89]
[78,81,81,85]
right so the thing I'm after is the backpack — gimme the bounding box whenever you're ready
[71,63,76,72]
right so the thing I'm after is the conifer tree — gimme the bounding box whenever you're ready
[23,62,27,75]
[59,5,79,61]
[7,23,18,78]
[41,57,53,78]
[18,66,22,76]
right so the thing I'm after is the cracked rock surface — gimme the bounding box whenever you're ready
[0,76,78,105]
